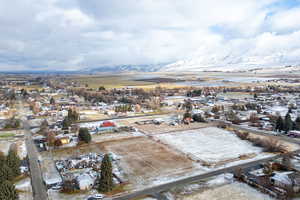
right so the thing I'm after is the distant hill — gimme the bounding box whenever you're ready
[84,64,167,73]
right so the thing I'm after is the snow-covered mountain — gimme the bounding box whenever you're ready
[80,54,300,73]
[162,54,300,72]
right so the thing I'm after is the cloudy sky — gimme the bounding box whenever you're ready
[0,0,300,71]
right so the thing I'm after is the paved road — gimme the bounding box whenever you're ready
[18,99,48,200]
[24,120,48,200]
[109,152,299,200]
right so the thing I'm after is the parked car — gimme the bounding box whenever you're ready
[51,185,62,191]
[87,194,105,200]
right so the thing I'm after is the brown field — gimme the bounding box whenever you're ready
[67,75,155,89]
[99,137,197,188]
[42,136,198,189]
[134,122,211,135]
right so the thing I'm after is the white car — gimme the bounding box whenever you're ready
[87,194,105,200]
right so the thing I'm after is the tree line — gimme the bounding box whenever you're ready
[0,147,21,200]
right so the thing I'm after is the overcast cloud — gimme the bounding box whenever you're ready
[0,0,300,71]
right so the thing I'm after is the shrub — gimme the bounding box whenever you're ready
[78,128,91,143]
[234,131,249,140]
[248,137,285,153]
[192,114,205,122]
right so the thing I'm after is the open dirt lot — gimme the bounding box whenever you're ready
[134,122,211,135]
[98,137,198,188]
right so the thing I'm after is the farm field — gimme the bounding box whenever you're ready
[180,182,274,200]
[98,137,199,189]
[67,75,155,89]
[217,92,252,99]
[155,127,264,166]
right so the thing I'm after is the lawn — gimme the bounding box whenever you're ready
[0,132,15,138]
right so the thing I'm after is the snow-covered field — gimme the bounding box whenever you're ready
[155,127,263,165]
[180,182,273,200]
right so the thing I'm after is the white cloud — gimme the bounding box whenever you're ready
[0,0,299,71]
[269,7,300,32]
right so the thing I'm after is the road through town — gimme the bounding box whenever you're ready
[18,100,48,200]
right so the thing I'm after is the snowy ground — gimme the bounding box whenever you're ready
[48,189,98,200]
[179,182,274,200]
[155,127,263,165]
[15,177,33,200]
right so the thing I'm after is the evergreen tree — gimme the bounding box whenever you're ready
[98,154,113,192]
[50,97,55,105]
[6,148,21,177]
[68,109,79,122]
[284,113,293,133]
[0,164,14,182]
[78,128,91,143]
[275,116,284,132]
[0,181,18,200]
[62,117,71,130]
[192,114,205,122]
